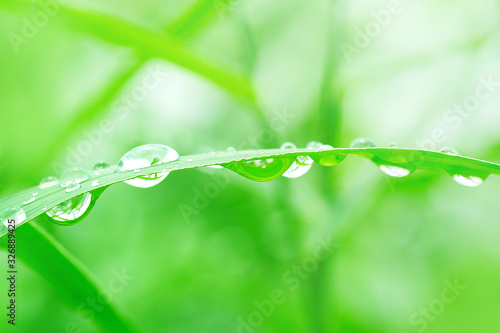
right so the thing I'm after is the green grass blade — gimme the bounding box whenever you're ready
[1,223,138,332]
[0,0,255,100]
[1,146,499,238]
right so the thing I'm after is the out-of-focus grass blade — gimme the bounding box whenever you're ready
[0,0,255,100]
[2,223,138,332]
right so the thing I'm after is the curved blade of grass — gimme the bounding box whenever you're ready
[0,223,138,332]
[1,146,500,238]
[0,0,255,100]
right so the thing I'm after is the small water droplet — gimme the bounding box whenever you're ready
[281,142,296,150]
[23,197,36,205]
[226,146,236,153]
[60,168,89,187]
[319,144,334,150]
[379,165,411,177]
[92,161,111,175]
[187,158,193,162]
[209,165,224,169]
[46,193,92,225]
[91,180,101,187]
[65,183,81,193]
[350,137,376,148]
[439,147,459,155]
[1,207,27,228]
[39,176,59,189]
[389,142,398,148]
[227,157,295,182]
[116,144,180,188]
[306,141,323,150]
[32,192,39,196]
[452,175,483,187]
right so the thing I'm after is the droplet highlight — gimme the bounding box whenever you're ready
[379,165,411,178]
[452,175,483,187]
[39,176,59,189]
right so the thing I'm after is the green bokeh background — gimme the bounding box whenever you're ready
[1,0,500,332]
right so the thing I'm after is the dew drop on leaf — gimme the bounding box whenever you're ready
[227,157,295,182]
[60,168,89,187]
[280,142,313,178]
[116,144,180,188]
[439,147,459,155]
[46,193,92,225]
[350,137,376,148]
[92,161,111,175]
[379,165,411,177]
[65,182,81,193]
[91,180,101,187]
[39,176,59,189]
[452,175,483,187]
[226,147,236,153]
[1,207,27,228]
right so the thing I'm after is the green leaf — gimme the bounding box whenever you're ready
[1,146,499,237]
[0,223,138,332]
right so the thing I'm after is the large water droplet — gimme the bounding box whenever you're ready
[39,176,59,189]
[60,168,89,187]
[379,165,411,177]
[46,193,92,225]
[350,137,376,148]
[226,157,294,182]
[1,207,27,228]
[117,144,179,188]
[439,147,459,155]
[280,142,313,178]
[452,175,483,187]
[93,162,111,175]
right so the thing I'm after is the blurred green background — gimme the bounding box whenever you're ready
[1,0,500,332]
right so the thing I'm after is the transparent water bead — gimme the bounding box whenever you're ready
[91,180,101,187]
[280,142,313,178]
[60,168,89,187]
[226,147,236,153]
[350,137,376,148]
[117,144,180,188]
[39,176,59,189]
[1,207,27,228]
[379,165,411,178]
[46,193,92,225]
[452,175,483,187]
[66,182,81,193]
[93,161,111,175]
[439,147,459,155]
[389,142,398,148]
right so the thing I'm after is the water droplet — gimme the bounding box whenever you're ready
[46,193,92,225]
[439,147,459,155]
[23,197,36,205]
[209,165,224,169]
[65,182,81,193]
[282,155,313,178]
[60,168,89,187]
[227,157,295,182]
[91,180,101,187]
[117,144,180,188]
[226,146,236,153]
[187,158,193,162]
[1,207,27,228]
[379,165,411,177]
[306,141,323,150]
[92,161,111,175]
[32,192,39,196]
[281,142,296,150]
[39,176,59,189]
[389,142,398,148]
[452,175,483,187]
[350,137,376,148]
